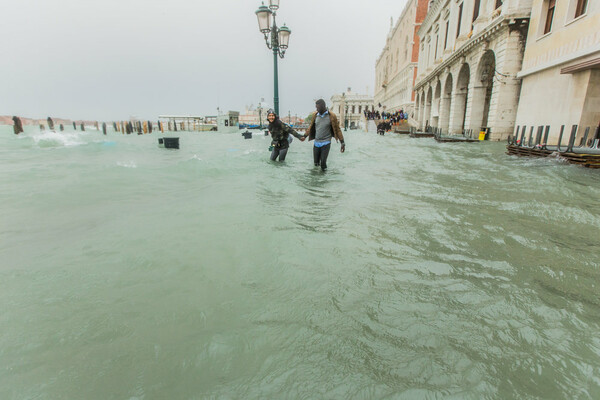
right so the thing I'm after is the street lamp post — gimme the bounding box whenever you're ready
[255,0,291,116]
[258,101,262,129]
[344,105,349,131]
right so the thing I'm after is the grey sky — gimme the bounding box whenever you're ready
[2,0,407,121]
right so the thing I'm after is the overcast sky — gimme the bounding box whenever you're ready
[2,0,408,121]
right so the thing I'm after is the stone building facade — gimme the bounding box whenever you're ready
[330,88,374,130]
[414,0,531,140]
[514,0,599,143]
[239,104,270,127]
[374,0,430,117]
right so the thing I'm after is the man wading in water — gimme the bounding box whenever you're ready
[303,99,345,171]
[267,109,305,162]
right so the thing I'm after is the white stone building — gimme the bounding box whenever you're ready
[414,0,531,140]
[238,103,272,127]
[514,0,599,143]
[374,0,430,117]
[330,88,374,130]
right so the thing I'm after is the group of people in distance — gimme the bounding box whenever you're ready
[365,109,408,124]
[267,99,345,171]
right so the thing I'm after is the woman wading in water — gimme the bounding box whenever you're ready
[267,109,305,161]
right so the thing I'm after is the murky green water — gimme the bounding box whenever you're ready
[1,125,599,399]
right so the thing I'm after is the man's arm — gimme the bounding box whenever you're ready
[303,113,316,139]
[330,113,345,152]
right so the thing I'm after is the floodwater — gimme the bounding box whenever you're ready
[1,125,599,399]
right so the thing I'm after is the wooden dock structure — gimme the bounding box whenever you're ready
[506,125,600,169]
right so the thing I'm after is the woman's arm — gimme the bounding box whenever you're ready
[284,124,304,140]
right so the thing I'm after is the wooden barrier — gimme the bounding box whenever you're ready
[507,124,600,169]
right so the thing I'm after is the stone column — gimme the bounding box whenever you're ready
[486,27,526,140]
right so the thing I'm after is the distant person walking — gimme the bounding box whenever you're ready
[303,99,345,171]
[267,109,305,162]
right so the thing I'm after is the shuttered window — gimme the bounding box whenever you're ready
[456,3,463,38]
[544,0,555,34]
[575,0,588,18]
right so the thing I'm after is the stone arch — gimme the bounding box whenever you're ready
[417,90,424,129]
[425,86,433,130]
[451,63,470,134]
[432,80,442,128]
[470,50,496,135]
[420,90,426,129]
[440,73,453,133]
[415,92,421,127]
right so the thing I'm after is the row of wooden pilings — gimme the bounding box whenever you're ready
[506,125,600,169]
[11,116,190,135]
[35,120,165,135]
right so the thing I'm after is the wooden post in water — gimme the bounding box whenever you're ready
[39,124,45,132]
[80,123,85,131]
[73,121,77,130]
[60,124,64,131]
[12,116,24,134]
[102,122,107,135]
[47,117,55,131]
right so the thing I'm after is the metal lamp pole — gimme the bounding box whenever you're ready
[255,1,291,116]
[258,101,262,128]
[345,105,349,131]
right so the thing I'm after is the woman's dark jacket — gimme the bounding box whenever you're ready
[269,120,304,149]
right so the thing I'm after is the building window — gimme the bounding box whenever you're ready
[352,105,355,114]
[575,0,588,17]
[358,105,362,114]
[444,20,449,49]
[434,35,439,60]
[473,0,480,22]
[544,0,556,34]
[456,3,463,38]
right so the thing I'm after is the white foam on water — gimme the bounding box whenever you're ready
[31,130,88,148]
[117,161,137,168]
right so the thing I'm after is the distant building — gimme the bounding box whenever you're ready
[374,0,430,117]
[514,0,599,143]
[280,114,304,126]
[330,88,374,130]
[238,103,271,127]
[158,115,214,131]
[413,0,531,140]
[217,111,240,133]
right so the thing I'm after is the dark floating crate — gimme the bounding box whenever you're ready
[160,137,179,149]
